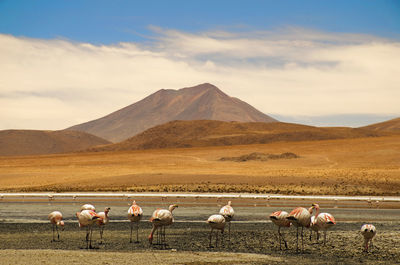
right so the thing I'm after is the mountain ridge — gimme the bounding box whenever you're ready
[66,83,277,142]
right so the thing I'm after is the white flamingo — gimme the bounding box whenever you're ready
[79,204,96,242]
[310,203,336,245]
[48,211,65,241]
[81,204,95,211]
[148,204,178,247]
[96,207,111,244]
[361,224,376,252]
[207,214,226,248]
[76,209,101,249]
[286,206,313,251]
[219,201,235,241]
[270,210,291,250]
[128,201,143,243]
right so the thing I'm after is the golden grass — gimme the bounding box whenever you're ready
[0,136,399,195]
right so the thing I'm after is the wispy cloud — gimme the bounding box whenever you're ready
[1,27,399,130]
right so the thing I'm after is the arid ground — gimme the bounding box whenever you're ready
[0,221,399,264]
[0,136,399,195]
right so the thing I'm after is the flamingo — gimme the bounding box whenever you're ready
[286,205,313,251]
[361,224,376,252]
[128,201,143,243]
[48,211,65,242]
[270,210,291,250]
[219,201,235,241]
[148,204,178,247]
[76,209,101,249]
[79,204,96,242]
[81,204,95,211]
[96,207,111,244]
[207,214,226,248]
[310,203,336,245]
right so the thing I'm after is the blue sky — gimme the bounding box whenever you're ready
[1,0,399,44]
[0,1,399,129]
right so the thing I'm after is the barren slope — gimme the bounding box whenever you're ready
[360,117,400,133]
[88,120,384,152]
[0,130,110,156]
[67,83,276,142]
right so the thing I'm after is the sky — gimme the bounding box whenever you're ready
[1,0,400,129]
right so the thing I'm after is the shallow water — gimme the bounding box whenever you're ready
[1,195,400,223]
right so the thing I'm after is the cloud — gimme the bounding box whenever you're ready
[0,27,399,130]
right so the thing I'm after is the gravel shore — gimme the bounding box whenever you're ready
[0,221,399,264]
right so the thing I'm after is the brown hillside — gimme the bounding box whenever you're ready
[88,120,383,152]
[1,135,399,195]
[67,83,276,142]
[0,130,110,156]
[360,117,400,133]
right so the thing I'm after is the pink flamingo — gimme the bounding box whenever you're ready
[286,206,313,251]
[149,204,178,247]
[128,201,143,243]
[270,210,291,250]
[207,214,226,248]
[48,211,65,242]
[96,207,111,244]
[219,201,235,241]
[76,209,101,249]
[310,203,336,245]
[361,224,376,252]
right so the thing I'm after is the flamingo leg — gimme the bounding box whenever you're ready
[301,226,304,251]
[130,222,133,243]
[86,227,90,249]
[278,227,282,250]
[278,227,287,250]
[56,225,60,241]
[89,226,94,249]
[216,230,219,248]
[161,226,164,246]
[228,222,231,242]
[296,226,299,252]
[136,222,139,243]
[209,228,213,247]
[51,224,55,242]
[323,231,327,245]
[86,227,89,242]
[221,230,225,247]
[156,227,160,245]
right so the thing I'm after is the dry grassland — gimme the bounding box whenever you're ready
[0,136,399,195]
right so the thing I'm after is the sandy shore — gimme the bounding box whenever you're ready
[0,221,399,264]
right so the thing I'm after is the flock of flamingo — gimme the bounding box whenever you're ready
[48,200,377,252]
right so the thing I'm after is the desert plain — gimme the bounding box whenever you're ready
[0,135,399,195]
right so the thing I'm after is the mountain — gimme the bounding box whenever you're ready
[67,83,277,142]
[0,130,110,156]
[87,120,384,152]
[360,117,400,133]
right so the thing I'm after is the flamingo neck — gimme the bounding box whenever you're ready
[314,206,319,217]
[169,205,177,212]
